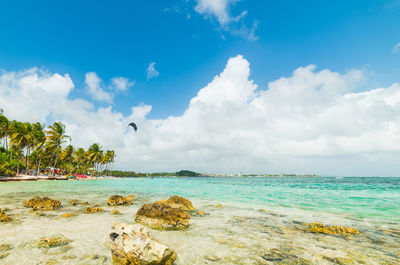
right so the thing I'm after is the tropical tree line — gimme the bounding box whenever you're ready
[0,109,115,177]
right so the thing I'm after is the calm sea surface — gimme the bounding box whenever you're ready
[0,177,399,264]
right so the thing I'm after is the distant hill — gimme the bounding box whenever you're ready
[175,170,201,177]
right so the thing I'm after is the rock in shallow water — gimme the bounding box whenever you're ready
[107,195,134,206]
[23,196,61,210]
[156,196,195,211]
[37,235,71,248]
[110,222,177,265]
[305,222,360,236]
[135,202,190,230]
[61,213,75,218]
[84,207,104,214]
[0,210,11,222]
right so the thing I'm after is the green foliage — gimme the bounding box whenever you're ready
[175,170,201,177]
[0,111,116,177]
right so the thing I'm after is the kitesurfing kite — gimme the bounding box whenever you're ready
[128,122,137,132]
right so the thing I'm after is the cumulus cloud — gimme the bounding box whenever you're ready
[1,56,400,176]
[146,62,159,80]
[110,77,135,91]
[194,0,234,25]
[85,72,113,103]
[394,42,400,53]
[193,0,258,40]
[85,72,134,102]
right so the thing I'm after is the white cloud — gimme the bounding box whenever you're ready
[110,77,135,91]
[146,62,159,80]
[394,43,400,53]
[194,0,234,25]
[1,56,400,176]
[193,0,258,41]
[85,72,113,103]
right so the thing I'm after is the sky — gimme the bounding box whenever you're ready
[0,0,400,176]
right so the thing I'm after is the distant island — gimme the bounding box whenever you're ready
[108,170,318,178]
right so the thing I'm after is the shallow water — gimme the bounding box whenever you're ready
[0,177,399,264]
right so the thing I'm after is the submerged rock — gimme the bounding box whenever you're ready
[323,256,355,265]
[111,210,121,215]
[306,222,360,236]
[107,195,134,206]
[157,196,195,211]
[84,207,104,214]
[0,210,11,222]
[135,202,190,230]
[23,196,61,210]
[0,252,9,259]
[110,222,177,265]
[196,210,208,216]
[0,244,12,252]
[262,248,312,264]
[37,235,71,248]
[216,204,223,208]
[61,213,75,218]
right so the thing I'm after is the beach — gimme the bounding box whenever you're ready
[0,177,399,264]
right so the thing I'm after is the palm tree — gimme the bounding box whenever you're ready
[61,144,74,172]
[87,143,103,173]
[32,122,46,176]
[8,121,29,175]
[0,112,9,149]
[70,147,87,174]
[46,122,71,175]
[23,122,35,172]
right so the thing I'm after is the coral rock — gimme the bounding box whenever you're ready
[0,210,11,222]
[110,222,177,265]
[157,196,195,211]
[135,202,190,230]
[84,207,104,214]
[107,195,134,206]
[37,235,71,248]
[61,213,75,218]
[306,222,360,235]
[23,196,61,210]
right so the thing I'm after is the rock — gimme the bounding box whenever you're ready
[61,213,75,218]
[196,211,208,216]
[205,254,221,261]
[0,210,11,222]
[157,196,195,211]
[45,259,57,265]
[0,244,12,252]
[111,210,121,215]
[262,248,312,264]
[0,252,9,259]
[80,201,89,205]
[110,222,177,265]
[37,235,71,248]
[23,196,61,210]
[135,202,190,230]
[306,222,360,236]
[107,195,134,206]
[84,207,104,214]
[216,204,223,208]
[62,255,77,260]
[323,256,355,265]
[71,199,78,206]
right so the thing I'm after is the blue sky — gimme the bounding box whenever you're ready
[1,0,399,118]
[1,0,400,175]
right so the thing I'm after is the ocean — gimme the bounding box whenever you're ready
[0,177,399,264]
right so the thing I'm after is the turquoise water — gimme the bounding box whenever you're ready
[0,177,399,264]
